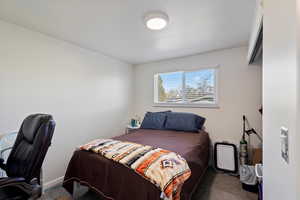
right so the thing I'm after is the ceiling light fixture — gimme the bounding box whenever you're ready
[144,11,169,31]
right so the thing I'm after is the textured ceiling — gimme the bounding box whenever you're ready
[0,0,255,64]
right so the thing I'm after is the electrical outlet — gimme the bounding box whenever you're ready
[280,127,289,164]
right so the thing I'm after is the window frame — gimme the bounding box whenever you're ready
[153,66,220,108]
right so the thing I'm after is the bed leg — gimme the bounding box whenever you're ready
[73,181,80,199]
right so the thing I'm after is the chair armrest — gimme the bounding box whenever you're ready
[0,147,13,156]
[0,177,26,187]
[0,177,41,198]
[0,158,6,171]
[0,132,17,171]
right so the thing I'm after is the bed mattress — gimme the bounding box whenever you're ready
[63,129,210,200]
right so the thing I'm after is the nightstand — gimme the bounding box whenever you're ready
[126,125,140,134]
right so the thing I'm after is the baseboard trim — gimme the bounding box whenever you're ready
[43,176,64,191]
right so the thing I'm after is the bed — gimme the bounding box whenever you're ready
[63,128,210,200]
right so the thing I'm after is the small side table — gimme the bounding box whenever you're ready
[126,125,140,134]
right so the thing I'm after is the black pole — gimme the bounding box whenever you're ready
[243,115,246,141]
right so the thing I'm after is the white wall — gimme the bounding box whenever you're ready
[134,46,262,147]
[263,0,299,199]
[295,0,300,194]
[0,20,133,186]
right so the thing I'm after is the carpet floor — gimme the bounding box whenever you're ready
[40,168,258,200]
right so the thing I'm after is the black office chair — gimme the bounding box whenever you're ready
[0,114,55,200]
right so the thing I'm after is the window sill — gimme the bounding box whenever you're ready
[152,103,220,109]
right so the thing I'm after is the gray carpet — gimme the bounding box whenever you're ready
[40,169,258,200]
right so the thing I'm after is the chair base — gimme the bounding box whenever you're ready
[0,186,29,200]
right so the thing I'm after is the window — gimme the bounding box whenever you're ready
[154,68,218,107]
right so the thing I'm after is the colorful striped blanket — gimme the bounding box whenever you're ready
[80,139,191,200]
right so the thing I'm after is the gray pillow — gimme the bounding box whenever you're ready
[141,112,167,130]
[165,112,206,132]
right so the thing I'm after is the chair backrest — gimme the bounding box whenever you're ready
[6,114,55,182]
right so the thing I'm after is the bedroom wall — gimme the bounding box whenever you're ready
[0,20,133,187]
[297,1,300,193]
[263,0,299,199]
[133,46,262,148]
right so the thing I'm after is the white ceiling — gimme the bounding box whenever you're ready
[0,0,255,64]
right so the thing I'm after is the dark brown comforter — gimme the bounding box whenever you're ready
[63,129,210,200]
